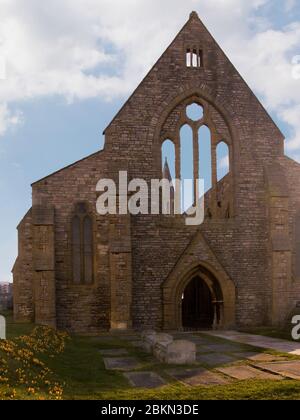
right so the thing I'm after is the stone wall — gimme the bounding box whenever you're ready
[13,210,34,322]
[103,12,284,329]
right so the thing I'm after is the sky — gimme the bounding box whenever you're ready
[0,0,300,282]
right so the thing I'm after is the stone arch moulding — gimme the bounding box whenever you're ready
[162,261,236,330]
[150,84,242,217]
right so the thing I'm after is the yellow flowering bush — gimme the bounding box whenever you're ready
[0,326,69,400]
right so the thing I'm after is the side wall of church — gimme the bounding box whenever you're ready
[31,151,111,333]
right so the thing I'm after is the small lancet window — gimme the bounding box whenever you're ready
[199,125,212,194]
[198,50,203,67]
[186,49,203,68]
[161,140,176,214]
[192,50,198,67]
[161,140,175,182]
[180,124,194,212]
[186,49,192,67]
[71,203,94,285]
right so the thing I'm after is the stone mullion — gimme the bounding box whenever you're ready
[175,133,181,213]
[211,130,218,218]
[193,125,199,204]
[80,215,85,284]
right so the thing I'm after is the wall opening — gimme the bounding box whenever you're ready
[161,139,175,182]
[186,49,191,67]
[217,141,230,182]
[199,125,212,194]
[186,49,203,68]
[180,124,194,212]
[182,276,214,330]
[192,50,198,67]
[186,103,204,121]
[160,97,233,220]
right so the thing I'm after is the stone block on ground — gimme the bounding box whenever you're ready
[156,340,196,365]
[144,332,173,354]
[141,330,157,340]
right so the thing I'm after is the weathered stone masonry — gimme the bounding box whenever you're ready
[13,12,300,333]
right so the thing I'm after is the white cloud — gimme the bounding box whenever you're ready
[0,103,23,135]
[0,0,299,161]
[285,0,296,12]
[279,105,300,152]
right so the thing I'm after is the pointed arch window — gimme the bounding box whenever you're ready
[160,100,232,219]
[180,124,194,212]
[199,125,212,194]
[72,203,94,284]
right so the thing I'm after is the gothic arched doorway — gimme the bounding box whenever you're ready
[163,262,236,330]
[182,276,214,329]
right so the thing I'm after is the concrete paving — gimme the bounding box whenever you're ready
[217,365,283,381]
[167,367,229,386]
[103,357,141,371]
[124,372,166,388]
[205,331,300,355]
[254,361,300,380]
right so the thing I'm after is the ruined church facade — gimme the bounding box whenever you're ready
[13,12,300,333]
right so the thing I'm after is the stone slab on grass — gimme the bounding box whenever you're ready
[256,361,300,380]
[99,349,129,356]
[217,365,282,380]
[233,352,287,363]
[206,331,300,355]
[196,353,237,367]
[124,372,166,388]
[204,343,246,353]
[167,368,229,386]
[103,357,141,371]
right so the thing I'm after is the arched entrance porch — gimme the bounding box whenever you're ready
[162,262,236,330]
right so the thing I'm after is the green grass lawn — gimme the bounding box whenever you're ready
[2,311,300,400]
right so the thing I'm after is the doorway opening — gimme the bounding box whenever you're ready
[182,276,214,330]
